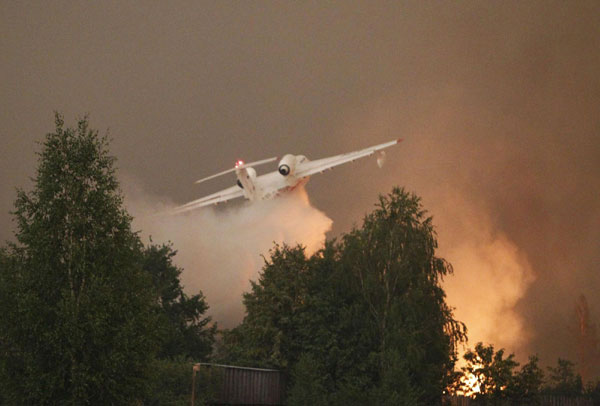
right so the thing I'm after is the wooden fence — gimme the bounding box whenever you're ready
[444,395,595,406]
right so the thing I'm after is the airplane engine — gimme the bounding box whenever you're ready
[278,154,297,176]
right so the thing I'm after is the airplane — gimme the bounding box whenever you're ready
[172,138,402,214]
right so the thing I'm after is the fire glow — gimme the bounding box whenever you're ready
[457,372,482,398]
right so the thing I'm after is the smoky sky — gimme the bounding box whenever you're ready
[1,1,599,373]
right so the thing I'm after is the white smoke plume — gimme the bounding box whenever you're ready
[122,172,535,354]
[123,178,333,328]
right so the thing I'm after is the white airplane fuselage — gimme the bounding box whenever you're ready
[235,161,309,201]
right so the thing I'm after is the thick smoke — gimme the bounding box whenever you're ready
[334,102,539,358]
[433,190,535,353]
[1,0,599,379]
[123,179,332,327]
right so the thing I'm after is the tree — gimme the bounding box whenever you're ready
[341,187,467,402]
[585,379,600,405]
[0,247,12,406]
[0,114,160,404]
[142,242,216,360]
[287,353,330,406]
[514,355,545,404]
[458,342,520,400]
[219,244,315,369]
[219,188,466,405]
[544,358,584,397]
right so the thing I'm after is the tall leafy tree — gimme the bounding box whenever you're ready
[220,188,466,405]
[0,114,160,404]
[341,187,467,402]
[142,242,216,360]
[219,244,314,369]
[513,355,545,403]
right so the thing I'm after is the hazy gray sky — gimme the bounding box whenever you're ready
[2,1,599,374]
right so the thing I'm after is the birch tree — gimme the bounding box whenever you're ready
[0,114,160,404]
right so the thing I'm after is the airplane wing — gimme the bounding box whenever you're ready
[171,185,244,214]
[294,138,402,178]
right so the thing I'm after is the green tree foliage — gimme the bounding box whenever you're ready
[142,243,216,360]
[368,348,420,406]
[139,243,217,405]
[544,358,584,397]
[341,188,467,399]
[142,357,223,406]
[219,244,313,369]
[144,357,194,406]
[514,355,545,403]
[0,114,162,404]
[0,247,10,405]
[584,379,600,404]
[458,342,520,400]
[452,345,600,404]
[287,353,329,406]
[219,188,466,405]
